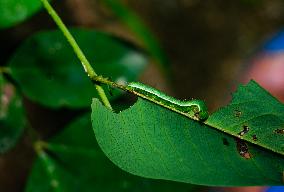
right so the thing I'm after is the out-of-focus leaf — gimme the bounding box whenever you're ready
[102,0,169,72]
[26,114,199,192]
[0,0,42,29]
[91,81,284,186]
[9,28,148,108]
[0,75,25,153]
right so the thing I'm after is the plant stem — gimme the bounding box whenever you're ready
[91,75,130,92]
[34,141,61,192]
[26,123,41,144]
[45,142,97,156]
[40,0,112,110]
[34,140,49,153]
[0,66,11,74]
[90,75,140,97]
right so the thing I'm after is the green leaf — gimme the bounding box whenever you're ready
[101,0,169,72]
[0,0,42,29]
[26,114,199,192]
[8,28,148,108]
[0,75,25,153]
[206,80,284,155]
[91,81,284,186]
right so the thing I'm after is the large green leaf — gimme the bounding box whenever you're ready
[0,75,25,153]
[207,80,284,155]
[101,0,169,72]
[9,28,148,108]
[91,81,284,186]
[26,114,199,192]
[0,0,42,29]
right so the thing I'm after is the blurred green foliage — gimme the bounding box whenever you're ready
[0,0,42,28]
[8,28,147,108]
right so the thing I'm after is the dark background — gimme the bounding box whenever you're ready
[1,0,284,191]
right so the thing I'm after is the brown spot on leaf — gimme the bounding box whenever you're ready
[238,125,250,137]
[252,135,258,141]
[236,139,252,159]
[275,129,284,134]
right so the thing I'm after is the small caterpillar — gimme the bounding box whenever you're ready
[127,82,209,121]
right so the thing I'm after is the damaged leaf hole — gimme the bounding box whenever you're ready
[275,129,284,134]
[236,139,252,159]
[238,125,249,137]
[252,134,258,141]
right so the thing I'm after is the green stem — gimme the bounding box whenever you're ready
[91,75,130,92]
[34,140,49,153]
[90,75,142,99]
[0,66,11,74]
[34,141,61,192]
[40,0,112,110]
[26,123,41,144]
[45,142,97,157]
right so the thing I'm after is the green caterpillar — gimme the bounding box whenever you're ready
[127,82,209,121]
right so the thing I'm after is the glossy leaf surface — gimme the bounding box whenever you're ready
[92,81,284,186]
